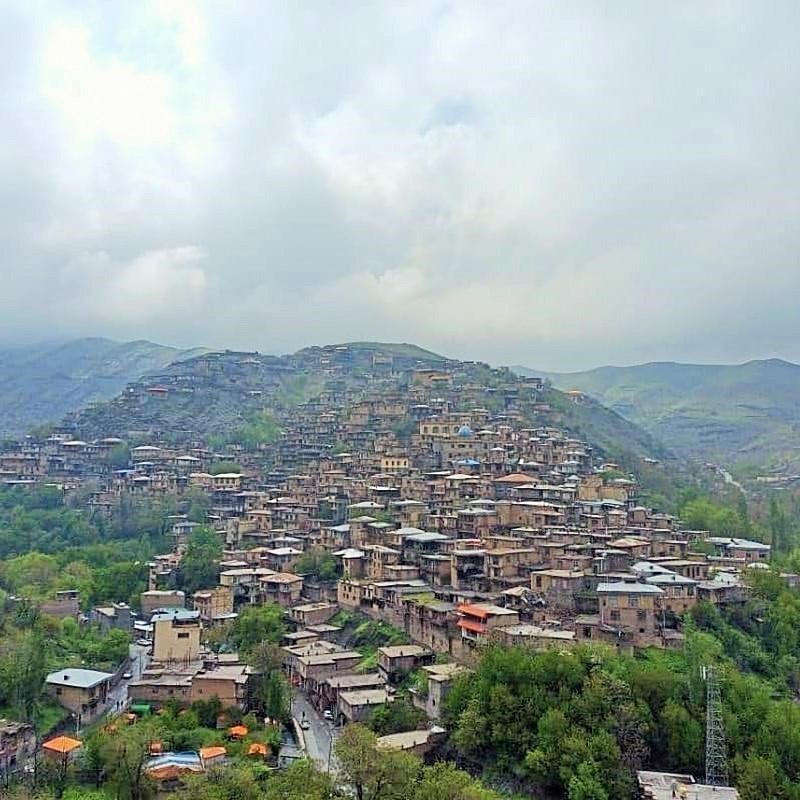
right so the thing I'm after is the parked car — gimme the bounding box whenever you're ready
[323,710,333,721]
[122,672,133,680]
[136,639,150,647]
[300,719,311,730]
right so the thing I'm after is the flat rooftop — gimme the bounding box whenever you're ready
[378,644,429,658]
[46,668,113,689]
[324,672,386,689]
[339,689,389,706]
[637,771,739,800]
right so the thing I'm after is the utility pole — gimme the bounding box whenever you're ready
[703,665,729,787]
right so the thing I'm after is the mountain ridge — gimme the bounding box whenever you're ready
[0,337,209,435]
[514,358,800,469]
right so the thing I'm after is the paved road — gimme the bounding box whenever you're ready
[716,465,745,494]
[291,690,339,774]
[107,642,150,716]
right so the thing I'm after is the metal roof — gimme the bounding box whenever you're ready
[597,581,663,594]
[46,668,113,689]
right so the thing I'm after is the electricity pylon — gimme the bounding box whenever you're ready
[703,665,729,786]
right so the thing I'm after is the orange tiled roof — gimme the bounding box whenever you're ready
[43,736,82,755]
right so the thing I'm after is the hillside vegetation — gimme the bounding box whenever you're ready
[0,338,207,435]
[516,359,800,470]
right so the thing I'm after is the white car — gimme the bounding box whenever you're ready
[122,672,133,680]
[136,639,151,647]
[300,719,311,730]
[323,710,333,721]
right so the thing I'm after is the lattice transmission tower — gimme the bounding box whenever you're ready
[703,665,729,787]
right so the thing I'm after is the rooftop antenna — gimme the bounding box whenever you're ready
[702,665,729,787]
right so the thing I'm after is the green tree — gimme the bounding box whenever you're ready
[184,487,211,524]
[176,764,262,800]
[248,642,291,721]
[179,526,222,593]
[231,410,281,450]
[230,604,286,654]
[98,720,158,800]
[191,696,222,728]
[262,758,340,800]
[91,561,148,607]
[567,761,609,800]
[735,754,786,800]
[295,548,340,580]
[660,701,704,775]
[368,696,427,736]
[335,723,419,800]
[0,630,46,720]
[681,497,745,537]
[768,496,790,553]
[106,444,131,470]
[413,762,500,800]
[209,462,242,476]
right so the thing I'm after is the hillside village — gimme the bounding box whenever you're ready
[0,343,778,798]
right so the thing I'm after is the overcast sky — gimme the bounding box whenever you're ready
[2,1,799,370]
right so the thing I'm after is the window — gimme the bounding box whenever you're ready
[582,627,591,638]
[610,610,620,622]
[535,576,542,588]
[177,632,190,639]
[629,595,639,607]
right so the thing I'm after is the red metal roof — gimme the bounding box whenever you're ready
[457,603,491,619]
[457,618,488,634]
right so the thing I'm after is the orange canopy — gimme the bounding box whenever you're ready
[248,742,269,756]
[227,725,248,738]
[43,736,81,755]
[200,746,227,760]
[149,741,164,754]
[148,764,201,781]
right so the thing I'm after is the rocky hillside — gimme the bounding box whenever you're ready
[516,359,800,470]
[0,338,207,435]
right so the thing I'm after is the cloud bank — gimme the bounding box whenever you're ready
[2,1,799,369]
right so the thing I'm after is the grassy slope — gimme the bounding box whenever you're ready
[338,341,449,361]
[517,359,800,468]
[537,387,673,463]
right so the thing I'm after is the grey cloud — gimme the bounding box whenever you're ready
[1,1,800,368]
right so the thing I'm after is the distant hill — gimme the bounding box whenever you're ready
[515,359,800,469]
[69,341,669,473]
[0,338,207,435]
